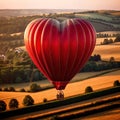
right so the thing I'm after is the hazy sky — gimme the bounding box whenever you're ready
[0,0,119,10]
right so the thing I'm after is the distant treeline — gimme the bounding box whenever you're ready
[0,16,37,34]
[81,55,120,72]
[0,33,23,41]
[0,54,120,84]
[101,35,120,45]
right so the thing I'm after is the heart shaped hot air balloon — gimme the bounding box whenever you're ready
[24,18,96,99]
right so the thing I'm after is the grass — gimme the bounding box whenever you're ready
[75,13,112,21]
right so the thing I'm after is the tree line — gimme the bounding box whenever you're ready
[0,54,120,84]
[101,35,120,45]
[0,33,23,41]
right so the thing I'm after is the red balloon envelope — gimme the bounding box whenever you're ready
[24,18,96,90]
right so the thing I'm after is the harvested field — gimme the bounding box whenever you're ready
[81,108,120,120]
[0,69,120,110]
[96,37,116,45]
[93,44,120,61]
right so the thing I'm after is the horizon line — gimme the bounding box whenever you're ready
[0,8,119,11]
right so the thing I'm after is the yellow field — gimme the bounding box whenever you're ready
[20,38,120,62]
[0,70,120,110]
[93,44,120,61]
[98,31,120,35]
[110,12,120,16]
[94,30,120,61]
[20,30,120,62]
[96,37,116,45]
[96,31,120,45]
[97,10,120,17]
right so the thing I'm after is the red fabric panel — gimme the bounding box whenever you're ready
[24,18,96,90]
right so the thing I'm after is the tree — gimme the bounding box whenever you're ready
[0,88,2,91]
[3,87,9,91]
[0,100,7,112]
[30,83,41,92]
[19,88,26,92]
[33,70,42,81]
[15,76,23,83]
[85,86,93,93]
[43,98,48,103]
[103,38,109,44]
[0,79,2,84]
[109,39,113,43]
[109,57,115,63]
[109,57,119,68]
[8,87,15,92]
[23,95,34,106]
[9,98,19,109]
[114,35,120,42]
[1,69,13,83]
[113,80,120,87]
[93,54,101,61]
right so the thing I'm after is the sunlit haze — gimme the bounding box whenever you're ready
[0,0,119,10]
